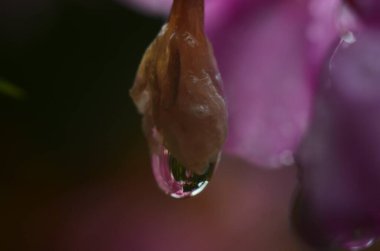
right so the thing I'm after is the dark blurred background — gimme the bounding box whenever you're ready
[0,0,161,180]
[0,0,163,249]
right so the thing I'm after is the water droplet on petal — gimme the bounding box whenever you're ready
[151,144,217,199]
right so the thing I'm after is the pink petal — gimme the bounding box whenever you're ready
[210,0,341,168]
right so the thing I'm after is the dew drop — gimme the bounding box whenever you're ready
[151,144,217,199]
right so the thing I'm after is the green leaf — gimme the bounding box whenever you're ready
[0,79,26,100]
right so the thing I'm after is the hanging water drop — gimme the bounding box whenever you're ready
[151,143,218,199]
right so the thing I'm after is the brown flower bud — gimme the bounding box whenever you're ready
[130,0,227,174]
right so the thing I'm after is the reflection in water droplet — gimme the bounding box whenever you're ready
[151,145,217,199]
[338,231,376,251]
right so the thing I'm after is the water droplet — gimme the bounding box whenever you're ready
[341,31,356,45]
[337,230,376,251]
[151,145,217,199]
